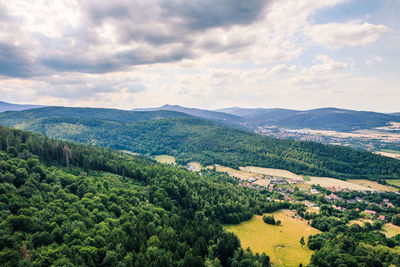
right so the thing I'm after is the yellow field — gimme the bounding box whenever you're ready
[187,162,202,171]
[225,210,320,267]
[240,166,303,181]
[253,179,270,187]
[214,165,261,181]
[348,219,373,227]
[154,155,176,164]
[120,150,139,156]
[381,223,400,238]
[347,179,398,192]
[376,151,400,160]
[305,177,372,191]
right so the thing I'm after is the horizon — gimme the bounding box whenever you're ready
[0,0,399,112]
[1,100,399,114]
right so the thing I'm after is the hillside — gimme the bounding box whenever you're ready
[0,101,44,113]
[0,107,399,180]
[219,107,400,131]
[134,104,244,127]
[0,125,278,266]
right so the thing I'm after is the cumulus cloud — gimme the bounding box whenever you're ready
[307,21,390,49]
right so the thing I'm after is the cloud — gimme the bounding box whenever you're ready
[268,64,296,75]
[290,55,350,86]
[307,21,390,49]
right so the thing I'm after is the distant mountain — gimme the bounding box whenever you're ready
[134,104,244,127]
[0,106,399,179]
[391,113,400,117]
[0,100,44,112]
[218,107,400,131]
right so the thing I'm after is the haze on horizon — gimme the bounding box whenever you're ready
[0,0,399,113]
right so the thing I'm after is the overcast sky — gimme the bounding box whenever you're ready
[0,0,399,112]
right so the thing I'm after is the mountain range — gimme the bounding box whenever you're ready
[134,104,400,132]
[0,100,44,113]
[0,106,399,180]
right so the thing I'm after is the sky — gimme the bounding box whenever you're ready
[0,0,399,112]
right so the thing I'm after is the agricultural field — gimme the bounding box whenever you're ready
[240,166,303,181]
[347,179,398,192]
[386,179,400,187]
[375,150,400,160]
[213,165,261,181]
[154,155,176,164]
[348,219,373,227]
[381,223,400,238]
[225,210,320,267]
[120,150,139,156]
[253,179,270,187]
[187,162,202,171]
[305,177,372,191]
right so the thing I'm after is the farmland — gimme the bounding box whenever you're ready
[347,179,398,192]
[381,223,400,238]
[154,155,176,164]
[225,210,320,267]
[305,177,372,191]
[240,166,303,181]
[187,161,202,171]
[386,179,400,187]
[213,165,262,181]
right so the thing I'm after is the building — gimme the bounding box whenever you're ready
[364,210,377,215]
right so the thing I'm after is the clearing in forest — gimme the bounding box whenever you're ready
[225,210,320,267]
[187,162,202,171]
[347,179,398,192]
[213,165,261,181]
[381,223,400,238]
[240,166,303,181]
[154,155,176,164]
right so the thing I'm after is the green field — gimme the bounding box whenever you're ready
[225,210,320,267]
[154,155,176,164]
[386,179,400,187]
[381,223,400,238]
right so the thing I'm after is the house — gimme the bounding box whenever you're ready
[310,189,319,194]
[304,200,316,207]
[347,199,356,204]
[378,215,386,220]
[364,210,377,215]
[355,196,363,202]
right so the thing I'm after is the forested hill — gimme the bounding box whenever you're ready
[0,125,282,266]
[0,101,44,113]
[219,107,400,131]
[0,108,399,180]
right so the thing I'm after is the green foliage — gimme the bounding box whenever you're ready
[392,215,400,226]
[0,125,277,266]
[262,215,276,225]
[1,107,399,180]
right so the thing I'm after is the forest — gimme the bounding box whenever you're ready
[0,125,291,266]
[0,107,399,180]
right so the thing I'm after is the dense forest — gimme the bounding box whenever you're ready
[0,125,297,266]
[0,107,399,180]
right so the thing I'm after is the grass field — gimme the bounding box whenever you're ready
[214,165,261,181]
[381,223,400,238]
[386,179,400,187]
[187,162,202,171]
[154,155,176,164]
[305,177,372,191]
[120,150,139,156]
[348,219,373,227]
[240,166,303,181]
[225,210,320,267]
[347,179,398,192]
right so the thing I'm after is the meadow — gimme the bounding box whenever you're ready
[225,210,320,267]
[347,179,398,192]
[240,166,303,181]
[305,177,372,191]
[187,161,202,171]
[381,223,400,238]
[154,155,176,164]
